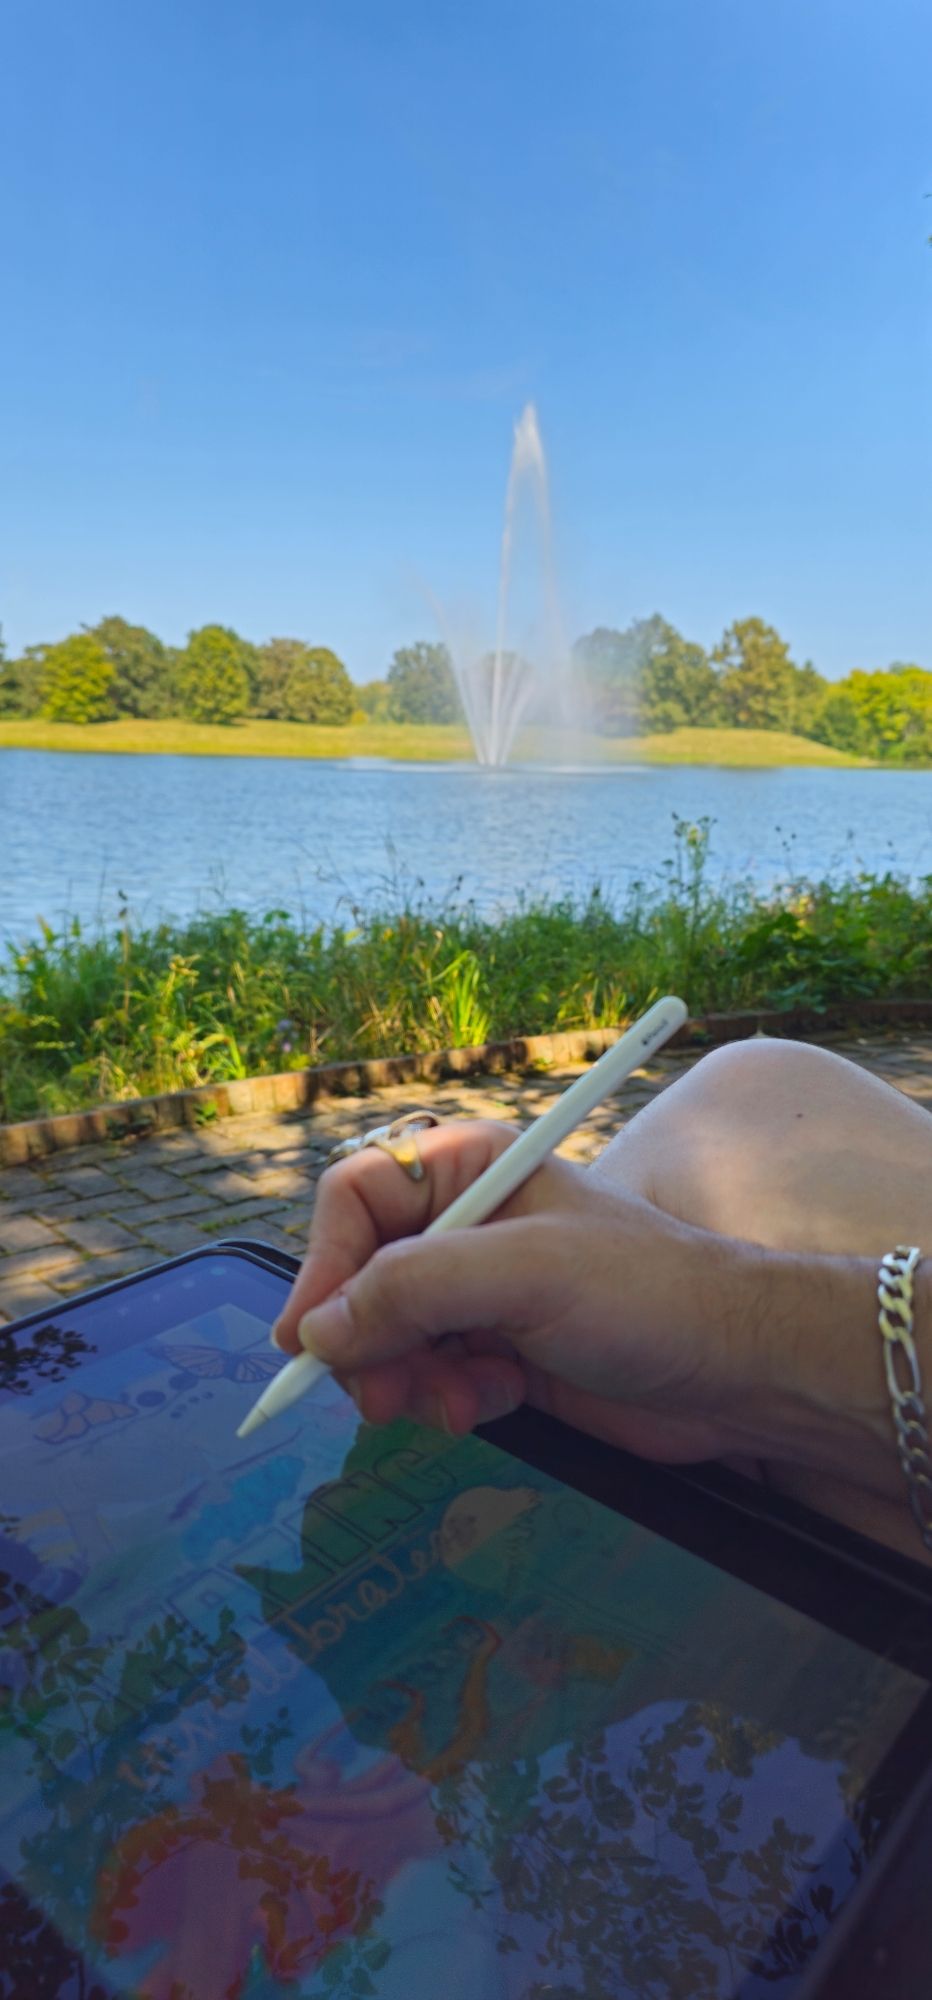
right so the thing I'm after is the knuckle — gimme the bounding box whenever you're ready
[320,1153,362,1197]
[368,1238,415,1316]
[467,1117,517,1156]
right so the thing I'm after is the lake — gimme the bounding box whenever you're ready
[3,750,932,948]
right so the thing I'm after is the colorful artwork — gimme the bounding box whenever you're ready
[0,1265,926,2000]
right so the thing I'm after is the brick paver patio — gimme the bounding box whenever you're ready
[3,1032,932,1323]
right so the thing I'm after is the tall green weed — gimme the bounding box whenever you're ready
[4,821,932,1120]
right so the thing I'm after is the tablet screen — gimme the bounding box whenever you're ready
[1,1249,929,2000]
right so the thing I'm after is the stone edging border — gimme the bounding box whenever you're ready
[4,996,932,1167]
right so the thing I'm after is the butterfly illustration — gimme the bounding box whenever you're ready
[161,1344,284,1385]
[35,1390,136,1445]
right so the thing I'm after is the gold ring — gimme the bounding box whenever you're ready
[327,1112,441,1183]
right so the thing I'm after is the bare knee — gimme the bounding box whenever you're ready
[604,1036,853,1173]
[674,1035,850,1107]
[594,1035,932,1255]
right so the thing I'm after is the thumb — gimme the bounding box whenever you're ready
[295,1217,582,1375]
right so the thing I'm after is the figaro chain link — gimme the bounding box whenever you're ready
[877,1245,932,1554]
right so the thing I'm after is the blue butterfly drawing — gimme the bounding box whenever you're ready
[161,1343,284,1385]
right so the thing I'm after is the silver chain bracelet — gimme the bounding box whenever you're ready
[877,1246,932,1554]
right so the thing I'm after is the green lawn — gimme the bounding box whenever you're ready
[0,716,865,765]
[604,726,863,767]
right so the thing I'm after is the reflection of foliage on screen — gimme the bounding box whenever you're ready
[0,1875,100,2000]
[95,1753,385,1994]
[433,1703,869,1999]
[2,1566,248,1953]
[0,1323,95,1398]
[1,1558,394,1995]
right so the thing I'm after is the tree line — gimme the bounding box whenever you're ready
[1,613,929,760]
[0,620,358,726]
[573,615,932,762]
[0,619,463,731]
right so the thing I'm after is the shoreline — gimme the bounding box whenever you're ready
[0,718,870,767]
[4,870,932,1125]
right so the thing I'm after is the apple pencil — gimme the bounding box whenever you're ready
[236,994,688,1439]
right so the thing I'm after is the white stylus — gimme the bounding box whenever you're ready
[236,994,688,1439]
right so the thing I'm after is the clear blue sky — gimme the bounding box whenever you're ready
[1,0,929,680]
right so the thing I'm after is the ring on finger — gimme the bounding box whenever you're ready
[327,1111,442,1183]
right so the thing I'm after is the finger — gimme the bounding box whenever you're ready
[339,1348,527,1435]
[273,1120,518,1352]
[296,1217,583,1375]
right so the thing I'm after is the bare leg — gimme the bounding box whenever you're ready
[590,1038,932,1545]
[592,1038,932,1259]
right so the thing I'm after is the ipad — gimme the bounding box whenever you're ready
[2,1245,932,2000]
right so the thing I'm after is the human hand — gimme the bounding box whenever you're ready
[272,1118,761,1465]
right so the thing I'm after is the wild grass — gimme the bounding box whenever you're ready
[0,716,862,765]
[3,820,931,1121]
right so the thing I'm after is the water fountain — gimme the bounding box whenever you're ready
[448,404,577,767]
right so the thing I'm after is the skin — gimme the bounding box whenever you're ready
[273,1039,932,1563]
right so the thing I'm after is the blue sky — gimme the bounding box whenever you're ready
[1,0,929,680]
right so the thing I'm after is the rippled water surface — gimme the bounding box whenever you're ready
[3,750,932,946]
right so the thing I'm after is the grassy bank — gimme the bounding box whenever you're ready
[0,716,864,766]
[3,825,930,1121]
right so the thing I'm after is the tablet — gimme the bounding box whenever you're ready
[3,1244,932,2000]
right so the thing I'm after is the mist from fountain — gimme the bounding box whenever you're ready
[448,404,581,767]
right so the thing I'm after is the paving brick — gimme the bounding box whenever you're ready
[56,1247,159,1289]
[16,1188,144,1226]
[115,1165,195,1200]
[115,1191,216,1225]
[186,1130,249,1159]
[266,1142,327,1166]
[222,1153,275,1177]
[0,1279,69,1324]
[5,1032,932,1311]
[178,1168,262,1203]
[91,1186,159,1216]
[0,1168,50,1203]
[47,1163,121,1196]
[134,1220,215,1258]
[195,1197,284,1233]
[118,1133,210,1166]
[238,1124,311,1154]
[57,1218,146,1256]
[0,1243,86,1287]
[0,1212,66,1254]
[2,1188,77,1218]
[277,1203,314,1238]
[237,1166,311,1198]
[226,1227,300,1260]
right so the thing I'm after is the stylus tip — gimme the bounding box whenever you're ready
[236,1408,268,1439]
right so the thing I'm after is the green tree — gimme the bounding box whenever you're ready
[713,617,806,731]
[0,642,45,716]
[39,633,114,722]
[574,618,721,734]
[813,665,932,762]
[85,615,175,717]
[573,619,665,735]
[640,621,722,732]
[387,641,461,724]
[283,646,354,724]
[253,637,307,719]
[811,682,868,756]
[175,624,252,724]
[791,660,830,737]
[354,677,391,721]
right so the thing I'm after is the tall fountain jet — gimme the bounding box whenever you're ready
[449,404,573,767]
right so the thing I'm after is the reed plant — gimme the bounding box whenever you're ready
[3,821,932,1122]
